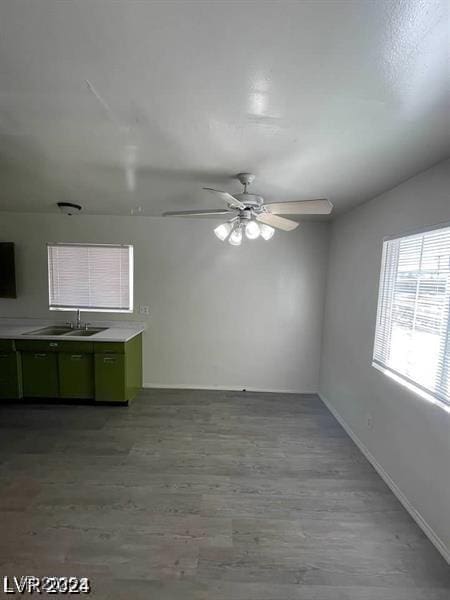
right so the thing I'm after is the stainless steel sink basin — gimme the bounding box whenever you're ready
[64,327,108,337]
[25,326,74,336]
[25,325,109,337]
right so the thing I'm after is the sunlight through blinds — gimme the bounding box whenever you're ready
[48,243,133,312]
[373,225,450,406]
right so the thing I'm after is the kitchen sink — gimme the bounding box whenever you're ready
[25,326,109,337]
[25,326,74,336]
[65,327,108,337]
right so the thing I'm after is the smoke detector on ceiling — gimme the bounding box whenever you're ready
[57,202,82,215]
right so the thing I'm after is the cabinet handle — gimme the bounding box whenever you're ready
[34,353,47,358]
[103,357,116,363]
[49,342,58,347]
[0,354,8,358]
[70,354,83,360]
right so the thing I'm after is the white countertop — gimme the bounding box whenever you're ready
[0,318,145,343]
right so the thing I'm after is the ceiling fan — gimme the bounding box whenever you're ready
[162,173,333,246]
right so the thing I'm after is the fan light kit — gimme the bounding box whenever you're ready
[213,213,274,246]
[162,172,333,246]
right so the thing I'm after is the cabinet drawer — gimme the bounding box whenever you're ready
[56,341,94,353]
[16,339,94,353]
[94,342,125,354]
[16,339,62,353]
[0,339,15,352]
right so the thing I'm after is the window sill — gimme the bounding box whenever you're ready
[372,362,450,414]
[49,307,133,314]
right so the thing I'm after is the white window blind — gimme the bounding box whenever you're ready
[373,225,450,406]
[48,243,133,313]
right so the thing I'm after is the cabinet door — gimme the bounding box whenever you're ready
[0,352,22,399]
[22,352,59,398]
[59,353,94,399]
[95,353,126,402]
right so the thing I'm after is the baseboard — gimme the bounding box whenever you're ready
[144,383,316,394]
[319,393,450,564]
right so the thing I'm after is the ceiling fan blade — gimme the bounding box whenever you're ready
[162,209,235,217]
[265,199,333,215]
[203,188,246,210]
[256,212,299,231]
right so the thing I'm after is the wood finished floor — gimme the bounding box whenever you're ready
[0,389,448,599]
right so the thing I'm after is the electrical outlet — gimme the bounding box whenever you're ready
[366,414,373,430]
[139,305,150,316]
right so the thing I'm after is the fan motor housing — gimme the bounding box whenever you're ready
[235,193,264,208]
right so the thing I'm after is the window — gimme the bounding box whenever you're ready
[373,225,450,406]
[48,243,133,313]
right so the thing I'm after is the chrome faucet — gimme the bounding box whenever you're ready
[65,310,81,330]
[65,310,89,331]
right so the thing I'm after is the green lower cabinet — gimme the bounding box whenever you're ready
[59,353,94,399]
[3,333,142,404]
[0,352,22,399]
[94,335,142,403]
[94,353,126,402]
[21,352,59,398]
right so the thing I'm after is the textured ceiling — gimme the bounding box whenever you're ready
[0,0,448,218]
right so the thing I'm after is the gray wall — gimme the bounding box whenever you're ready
[0,213,329,392]
[320,159,450,556]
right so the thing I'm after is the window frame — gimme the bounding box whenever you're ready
[372,221,450,409]
[47,242,134,314]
